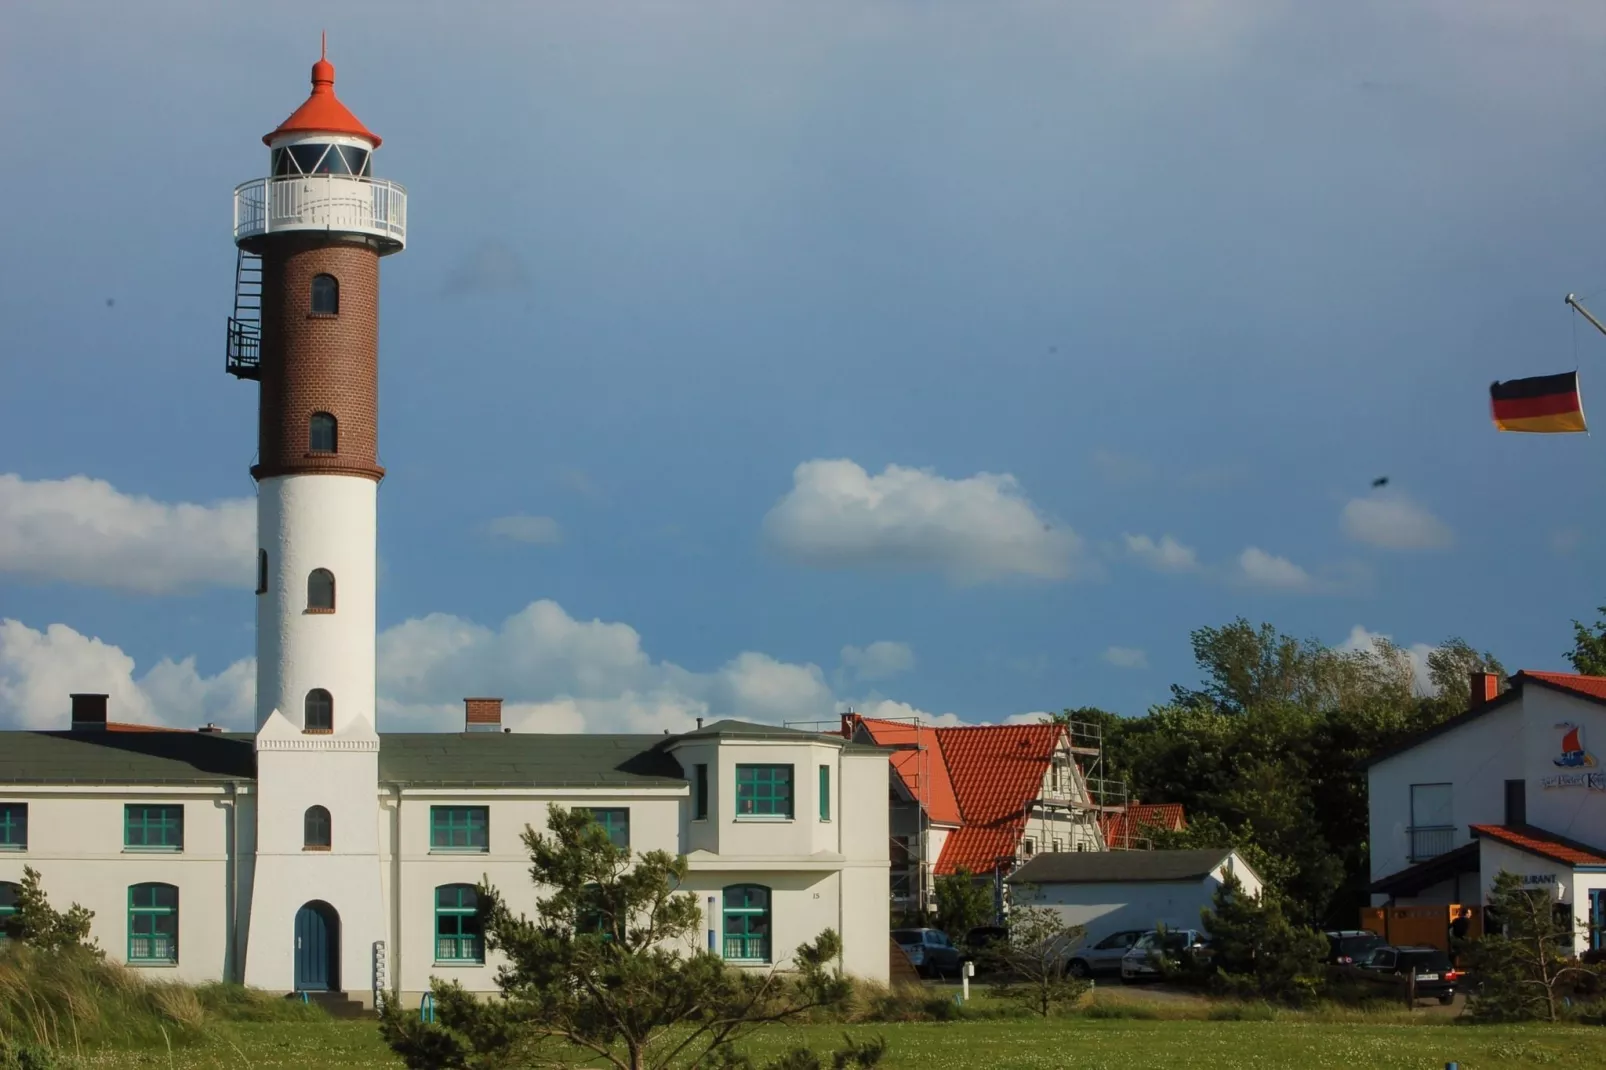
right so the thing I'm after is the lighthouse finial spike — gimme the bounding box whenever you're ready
[321,30,327,60]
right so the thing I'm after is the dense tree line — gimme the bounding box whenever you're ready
[1058,617,1514,927]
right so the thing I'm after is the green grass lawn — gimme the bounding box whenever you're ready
[68,1016,1606,1070]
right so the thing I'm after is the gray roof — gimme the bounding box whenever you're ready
[1007,848,1239,885]
[0,730,256,785]
[677,720,885,753]
[376,733,685,788]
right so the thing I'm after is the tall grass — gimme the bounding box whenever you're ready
[0,946,325,1058]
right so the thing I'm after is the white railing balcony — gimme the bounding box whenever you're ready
[234,175,406,250]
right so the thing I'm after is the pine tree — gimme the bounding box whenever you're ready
[1198,874,1326,1005]
[4,866,98,954]
[380,804,883,1070]
[1466,871,1602,1022]
[932,868,992,949]
[986,890,1088,1017]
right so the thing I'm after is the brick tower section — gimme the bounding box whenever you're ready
[252,234,383,483]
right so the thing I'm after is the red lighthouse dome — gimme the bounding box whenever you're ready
[264,36,380,146]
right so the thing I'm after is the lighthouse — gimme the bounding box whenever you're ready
[230,42,403,996]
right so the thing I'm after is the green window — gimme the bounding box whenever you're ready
[124,805,183,851]
[0,804,25,850]
[430,806,488,852]
[694,764,709,820]
[0,881,18,940]
[435,884,484,963]
[735,765,792,818]
[128,883,178,964]
[586,808,629,848]
[819,765,830,821]
[722,884,771,963]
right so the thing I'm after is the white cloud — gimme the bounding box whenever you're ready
[1101,646,1149,670]
[1236,546,1314,591]
[1341,493,1453,551]
[0,619,253,729]
[1123,533,1200,572]
[1338,625,1435,695]
[762,459,1079,584]
[0,474,254,594]
[487,514,563,545]
[840,641,915,682]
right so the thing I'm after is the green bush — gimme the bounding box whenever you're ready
[0,1037,57,1070]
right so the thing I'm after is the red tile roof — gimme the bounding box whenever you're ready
[1519,671,1606,703]
[936,822,1024,876]
[1470,823,1606,867]
[1100,802,1186,849]
[936,723,1062,823]
[852,717,961,825]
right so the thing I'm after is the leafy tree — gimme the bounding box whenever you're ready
[986,892,1088,1017]
[1465,871,1602,1022]
[379,805,880,1070]
[932,868,993,947]
[1566,607,1606,676]
[1197,874,1327,1005]
[2,866,97,954]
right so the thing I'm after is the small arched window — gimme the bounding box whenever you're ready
[435,885,484,963]
[304,689,333,733]
[304,806,331,850]
[310,274,339,315]
[309,412,337,453]
[307,569,335,612]
[128,883,179,964]
[722,884,771,963]
[257,550,268,595]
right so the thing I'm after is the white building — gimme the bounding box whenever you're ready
[1006,847,1262,944]
[0,47,889,1005]
[1366,670,1606,955]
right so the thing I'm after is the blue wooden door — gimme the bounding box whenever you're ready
[294,904,330,991]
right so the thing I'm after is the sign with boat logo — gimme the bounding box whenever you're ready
[1541,722,1605,790]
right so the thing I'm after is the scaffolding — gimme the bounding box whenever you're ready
[786,709,936,916]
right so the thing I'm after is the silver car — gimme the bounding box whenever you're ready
[1119,928,1209,981]
[1064,929,1146,979]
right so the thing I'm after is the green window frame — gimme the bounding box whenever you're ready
[430,806,489,852]
[586,808,629,848]
[0,881,18,940]
[819,765,830,821]
[128,883,178,964]
[124,805,183,851]
[435,884,484,963]
[0,804,25,850]
[722,884,771,963]
[735,765,793,819]
[694,764,709,821]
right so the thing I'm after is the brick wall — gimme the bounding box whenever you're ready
[254,235,384,482]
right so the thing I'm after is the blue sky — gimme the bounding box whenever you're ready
[4,1,1606,732]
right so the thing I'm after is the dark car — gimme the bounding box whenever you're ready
[1064,929,1146,979]
[962,925,1009,972]
[892,927,964,979]
[1324,929,1386,966]
[1358,945,1462,1004]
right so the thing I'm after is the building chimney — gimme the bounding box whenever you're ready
[1469,671,1500,709]
[70,693,108,732]
[696,717,704,730]
[464,697,503,733]
[198,723,223,734]
[839,710,863,739]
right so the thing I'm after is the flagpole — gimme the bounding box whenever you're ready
[1565,293,1606,340]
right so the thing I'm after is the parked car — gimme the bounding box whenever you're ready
[1120,928,1210,982]
[962,925,1009,973]
[892,927,964,979]
[1357,945,1462,1004]
[1064,929,1146,979]
[1324,929,1387,966]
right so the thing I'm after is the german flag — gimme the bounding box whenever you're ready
[1490,371,1587,433]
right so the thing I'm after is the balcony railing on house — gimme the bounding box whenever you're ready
[233,174,407,249]
[1407,825,1457,863]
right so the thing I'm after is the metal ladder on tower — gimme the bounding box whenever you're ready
[226,248,263,380]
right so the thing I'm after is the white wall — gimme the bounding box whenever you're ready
[1368,702,1523,888]
[1022,854,1259,944]
[0,788,240,985]
[256,475,377,735]
[1522,689,1606,843]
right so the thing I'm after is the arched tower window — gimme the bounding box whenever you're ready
[304,806,332,850]
[257,550,268,595]
[304,689,333,733]
[435,885,484,963]
[721,884,771,963]
[307,569,335,612]
[310,274,339,315]
[309,413,337,453]
[128,883,178,964]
